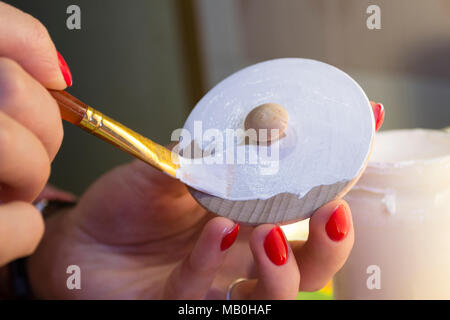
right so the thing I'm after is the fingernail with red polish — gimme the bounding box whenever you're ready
[57,51,73,87]
[221,224,239,251]
[264,226,288,266]
[326,204,350,242]
[372,103,385,132]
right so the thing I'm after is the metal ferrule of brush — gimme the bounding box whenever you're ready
[79,106,179,177]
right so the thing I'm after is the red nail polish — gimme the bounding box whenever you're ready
[325,204,350,242]
[57,51,73,87]
[220,224,239,251]
[264,226,288,266]
[372,103,385,132]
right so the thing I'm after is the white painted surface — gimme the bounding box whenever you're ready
[179,58,374,200]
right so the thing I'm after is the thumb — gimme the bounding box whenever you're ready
[0,2,71,89]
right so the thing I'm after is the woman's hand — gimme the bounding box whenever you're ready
[27,100,384,299]
[27,159,356,299]
[0,2,71,266]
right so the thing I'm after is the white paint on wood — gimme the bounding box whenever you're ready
[175,59,374,223]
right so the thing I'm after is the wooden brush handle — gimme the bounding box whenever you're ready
[49,90,88,125]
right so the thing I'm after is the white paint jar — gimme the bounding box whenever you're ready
[334,129,450,299]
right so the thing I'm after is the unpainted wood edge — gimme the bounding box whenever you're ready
[189,179,349,226]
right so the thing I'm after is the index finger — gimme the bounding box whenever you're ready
[0,2,69,89]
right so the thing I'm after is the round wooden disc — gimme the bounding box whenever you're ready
[182,58,374,225]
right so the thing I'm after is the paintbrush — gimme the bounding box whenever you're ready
[49,90,231,198]
[49,90,180,177]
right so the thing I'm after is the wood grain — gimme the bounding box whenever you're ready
[189,181,347,225]
[189,137,374,225]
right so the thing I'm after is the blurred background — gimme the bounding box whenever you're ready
[5,0,450,195]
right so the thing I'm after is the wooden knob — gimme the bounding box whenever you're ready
[244,103,289,142]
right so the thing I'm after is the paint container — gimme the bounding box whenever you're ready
[333,129,450,299]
